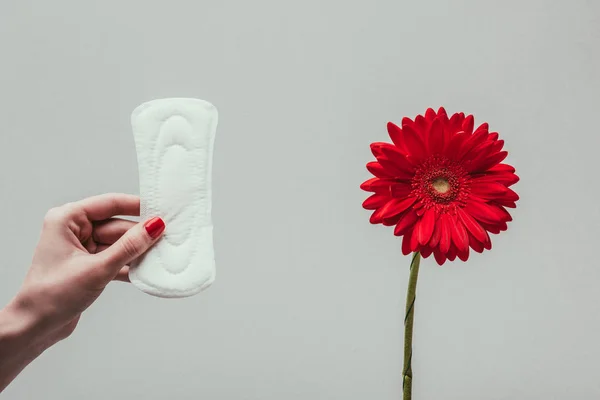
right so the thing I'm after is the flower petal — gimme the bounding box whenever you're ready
[451,215,469,252]
[429,218,442,247]
[366,161,394,178]
[394,209,419,236]
[402,125,428,161]
[457,207,488,244]
[458,130,488,160]
[379,146,416,175]
[416,208,437,245]
[420,246,433,258]
[402,228,413,255]
[468,232,485,253]
[428,118,445,155]
[387,122,408,154]
[494,198,517,208]
[373,197,412,220]
[464,200,504,225]
[457,246,470,262]
[471,151,508,173]
[439,213,453,253]
[414,114,429,136]
[462,115,474,135]
[444,131,468,160]
[425,108,436,121]
[360,177,378,191]
[448,113,465,134]
[362,194,389,210]
[370,142,387,158]
[433,249,447,265]
[488,163,515,174]
[447,244,457,261]
[473,122,489,135]
[471,181,509,199]
[390,183,413,198]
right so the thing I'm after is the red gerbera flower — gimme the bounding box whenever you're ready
[361,107,519,265]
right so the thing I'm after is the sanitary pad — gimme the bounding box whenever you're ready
[128,98,218,298]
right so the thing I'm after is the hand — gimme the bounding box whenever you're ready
[0,193,165,392]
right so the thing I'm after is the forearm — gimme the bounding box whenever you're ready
[0,298,48,393]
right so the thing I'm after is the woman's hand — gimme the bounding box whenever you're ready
[0,193,165,392]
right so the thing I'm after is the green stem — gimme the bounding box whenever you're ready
[403,252,421,400]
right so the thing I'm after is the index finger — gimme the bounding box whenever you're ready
[75,193,140,221]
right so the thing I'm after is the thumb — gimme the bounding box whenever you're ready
[98,217,165,275]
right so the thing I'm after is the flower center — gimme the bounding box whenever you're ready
[411,155,471,212]
[431,177,450,194]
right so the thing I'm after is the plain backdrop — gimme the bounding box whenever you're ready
[1,1,599,399]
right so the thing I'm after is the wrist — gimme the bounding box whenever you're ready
[0,300,38,354]
[0,298,50,393]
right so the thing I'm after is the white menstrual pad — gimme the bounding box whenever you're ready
[129,98,218,298]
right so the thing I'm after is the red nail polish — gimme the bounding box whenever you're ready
[145,217,165,239]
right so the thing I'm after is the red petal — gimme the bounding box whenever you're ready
[437,107,448,123]
[415,114,429,135]
[376,156,414,180]
[402,228,413,255]
[360,177,378,191]
[491,204,513,222]
[450,215,469,251]
[464,200,504,225]
[428,118,445,155]
[433,249,447,265]
[471,181,509,199]
[491,139,504,153]
[471,151,508,173]
[471,173,519,187]
[468,232,485,253]
[416,208,437,245]
[458,130,488,160]
[420,246,433,258]
[390,183,412,198]
[502,188,519,202]
[488,163,515,174]
[494,198,517,208]
[439,213,452,253]
[402,116,414,126]
[370,142,386,158]
[495,173,519,186]
[457,246,470,262]
[366,161,394,178]
[429,219,442,247]
[483,231,492,250]
[446,244,457,261]
[473,123,489,135]
[448,113,464,134]
[480,221,500,234]
[488,132,499,142]
[394,209,418,236]
[457,207,487,244]
[444,131,468,160]
[386,122,408,154]
[410,227,420,250]
[462,115,474,135]
[363,194,389,210]
[374,197,416,220]
[425,108,436,121]
[402,125,428,161]
[382,213,403,226]
[379,146,416,175]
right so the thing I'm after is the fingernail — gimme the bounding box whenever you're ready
[144,217,165,239]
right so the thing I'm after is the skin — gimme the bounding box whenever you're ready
[0,193,164,393]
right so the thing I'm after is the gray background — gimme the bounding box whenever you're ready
[1,0,599,399]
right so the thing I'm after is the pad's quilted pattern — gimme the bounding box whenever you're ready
[129,98,218,298]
